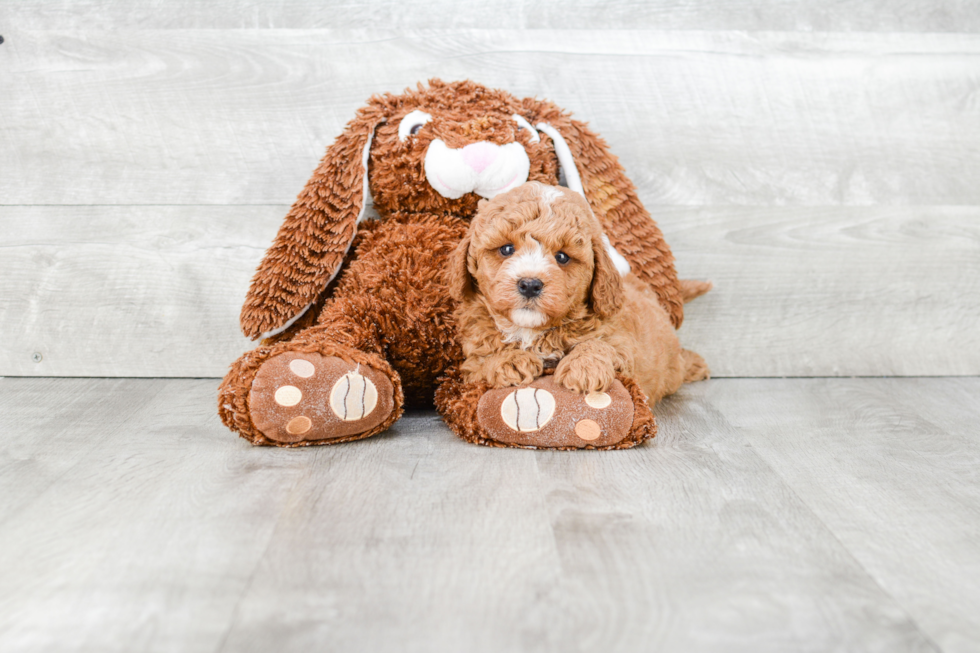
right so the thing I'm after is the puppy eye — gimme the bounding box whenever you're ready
[398,109,432,142]
[499,244,515,257]
[555,251,570,264]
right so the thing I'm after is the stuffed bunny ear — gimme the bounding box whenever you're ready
[525,100,685,328]
[240,106,386,340]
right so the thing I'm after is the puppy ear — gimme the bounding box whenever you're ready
[446,235,476,302]
[240,103,387,340]
[589,235,625,319]
[522,98,684,328]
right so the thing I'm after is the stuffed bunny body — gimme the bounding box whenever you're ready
[219,80,689,449]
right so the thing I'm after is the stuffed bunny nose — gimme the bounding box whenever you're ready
[517,278,544,299]
[461,142,499,173]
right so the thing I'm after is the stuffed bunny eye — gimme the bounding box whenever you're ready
[512,114,541,144]
[499,244,515,257]
[398,109,432,142]
[555,251,570,265]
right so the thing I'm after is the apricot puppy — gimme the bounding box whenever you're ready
[450,182,709,404]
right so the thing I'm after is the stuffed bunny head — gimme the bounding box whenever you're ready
[241,79,682,341]
[366,80,560,219]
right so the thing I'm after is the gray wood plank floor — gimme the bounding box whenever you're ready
[1,377,976,652]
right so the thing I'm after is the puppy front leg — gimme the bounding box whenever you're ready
[554,340,620,394]
[464,349,544,388]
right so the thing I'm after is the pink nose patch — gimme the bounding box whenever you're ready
[461,142,499,174]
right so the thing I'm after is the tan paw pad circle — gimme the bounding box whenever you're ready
[585,392,612,409]
[330,370,379,421]
[286,416,312,435]
[289,359,316,378]
[274,385,303,407]
[500,388,556,432]
[575,419,601,441]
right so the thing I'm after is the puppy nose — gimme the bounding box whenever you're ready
[517,278,544,298]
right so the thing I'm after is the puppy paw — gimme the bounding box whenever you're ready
[554,355,616,394]
[682,349,711,383]
[484,351,544,388]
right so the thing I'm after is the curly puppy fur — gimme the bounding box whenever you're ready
[451,182,709,404]
[220,79,692,447]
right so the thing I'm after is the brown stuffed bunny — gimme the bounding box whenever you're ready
[218,79,698,449]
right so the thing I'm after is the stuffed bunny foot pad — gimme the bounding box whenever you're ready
[476,376,636,449]
[249,353,395,444]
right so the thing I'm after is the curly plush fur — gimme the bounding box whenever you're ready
[219,79,698,448]
[452,182,709,405]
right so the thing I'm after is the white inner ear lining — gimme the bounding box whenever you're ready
[258,125,379,340]
[357,126,377,225]
[258,302,312,340]
[513,114,540,143]
[536,122,631,276]
[535,122,584,196]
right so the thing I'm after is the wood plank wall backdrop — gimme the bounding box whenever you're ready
[1,3,979,378]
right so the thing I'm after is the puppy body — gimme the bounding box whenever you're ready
[450,182,708,404]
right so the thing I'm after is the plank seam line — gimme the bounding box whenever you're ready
[211,452,320,653]
[707,399,945,651]
[0,379,166,531]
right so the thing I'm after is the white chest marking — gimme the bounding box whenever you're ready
[500,324,544,349]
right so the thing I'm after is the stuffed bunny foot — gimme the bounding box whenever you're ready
[247,351,397,445]
[219,340,404,447]
[436,371,656,450]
